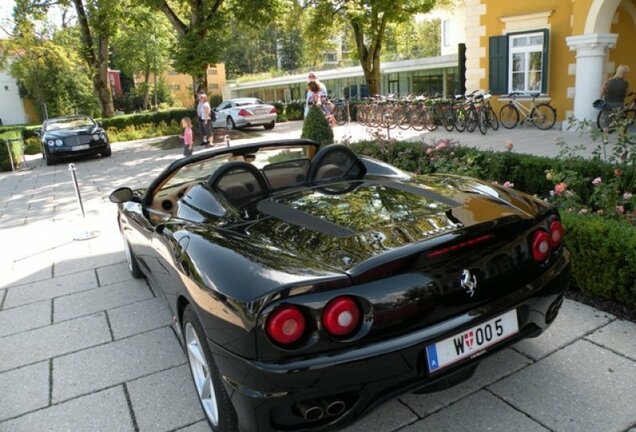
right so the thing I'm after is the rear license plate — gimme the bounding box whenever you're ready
[72,144,90,151]
[426,309,518,373]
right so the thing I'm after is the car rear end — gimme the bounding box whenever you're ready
[205,179,571,432]
[234,101,277,128]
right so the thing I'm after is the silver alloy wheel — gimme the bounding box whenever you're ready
[185,322,219,426]
[226,117,235,130]
[123,238,133,272]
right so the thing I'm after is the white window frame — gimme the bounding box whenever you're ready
[442,19,451,48]
[508,32,544,93]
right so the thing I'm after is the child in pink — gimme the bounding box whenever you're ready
[180,117,193,157]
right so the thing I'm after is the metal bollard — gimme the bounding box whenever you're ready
[69,163,99,241]
[225,134,230,147]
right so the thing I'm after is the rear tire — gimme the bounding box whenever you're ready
[182,305,238,432]
[45,156,55,166]
[486,105,499,130]
[263,121,275,130]
[499,104,519,129]
[531,104,557,130]
[226,117,236,130]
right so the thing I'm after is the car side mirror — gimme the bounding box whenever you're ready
[109,187,134,203]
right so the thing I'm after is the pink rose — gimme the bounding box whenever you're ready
[623,192,633,200]
[504,140,513,151]
[616,205,625,215]
[435,140,448,151]
[426,148,434,155]
[503,181,514,188]
[554,182,568,195]
[592,177,602,187]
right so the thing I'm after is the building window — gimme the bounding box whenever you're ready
[442,19,451,48]
[208,68,218,76]
[509,32,544,93]
[489,29,549,95]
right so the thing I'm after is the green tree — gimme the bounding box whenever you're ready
[14,0,123,117]
[223,24,278,79]
[148,0,284,99]
[305,0,446,95]
[1,20,98,118]
[111,4,175,110]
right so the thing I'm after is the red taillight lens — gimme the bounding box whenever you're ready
[238,109,252,117]
[269,106,277,113]
[322,296,361,337]
[531,230,552,262]
[266,306,305,345]
[548,220,564,248]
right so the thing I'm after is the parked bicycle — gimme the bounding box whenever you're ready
[499,92,557,130]
[596,93,636,144]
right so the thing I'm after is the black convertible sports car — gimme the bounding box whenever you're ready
[37,115,111,165]
[109,140,570,432]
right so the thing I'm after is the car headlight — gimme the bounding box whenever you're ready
[92,134,100,141]
[47,140,55,147]
[99,133,107,142]
[55,139,63,146]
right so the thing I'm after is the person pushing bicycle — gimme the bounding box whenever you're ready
[600,64,630,144]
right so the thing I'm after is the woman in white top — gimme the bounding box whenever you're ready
[197,93,212,146]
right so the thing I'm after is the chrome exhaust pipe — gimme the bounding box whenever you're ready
[295,401,324,422]
[326,400,346,417]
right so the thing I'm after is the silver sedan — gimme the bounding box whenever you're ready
[212,98,277,130]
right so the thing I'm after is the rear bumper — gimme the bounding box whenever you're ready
[235,113,277,128]
[209,251,571,432]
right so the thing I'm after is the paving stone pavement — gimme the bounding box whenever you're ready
[0,123,634,432]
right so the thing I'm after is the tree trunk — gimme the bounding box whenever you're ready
[96,35,115,117]
[72,0,115,117]
[142,66,151,111]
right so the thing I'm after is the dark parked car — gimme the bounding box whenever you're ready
[38,115,111,165]
[109,141,570,432]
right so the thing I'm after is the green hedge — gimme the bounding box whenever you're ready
[301,105,333,145]
[562,212,636,306]
[0,130,25,171]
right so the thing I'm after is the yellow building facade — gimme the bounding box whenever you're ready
[147,64,227,108]
[453,0,635,124]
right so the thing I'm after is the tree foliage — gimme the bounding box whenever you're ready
[111,4,175,110]
[147,0,285,95]
[304,0,445,94]
[1,19,98,118]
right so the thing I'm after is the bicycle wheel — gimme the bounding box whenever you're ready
[454,106,466,132]
[334,104,347,125]
[395,107,411,130]
[442,105,455,131]
[425,106,438,132]
[410,108,427,131]
[531,103,557,130]
[478,109,488,135]
[499,104,519,129]
[623,109,636,144]
[465,107,477,133]
[486,104,499,130]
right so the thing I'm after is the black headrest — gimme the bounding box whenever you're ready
[208,161,270,207]
[307,144,367,185]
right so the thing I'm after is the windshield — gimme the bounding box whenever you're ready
[45,117,95,131]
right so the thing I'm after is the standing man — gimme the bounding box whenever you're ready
[305,71,327,118]
[197,92,213,146]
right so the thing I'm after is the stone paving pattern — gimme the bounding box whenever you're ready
[0,122,634,432]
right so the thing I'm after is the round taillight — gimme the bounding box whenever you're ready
[531,230,552,262]
[548,220,565,248]
[322,297,361,337]
[266,306,305,345]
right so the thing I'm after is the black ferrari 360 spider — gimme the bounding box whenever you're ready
[109,140,570,432]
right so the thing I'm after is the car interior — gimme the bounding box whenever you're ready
[149,145,367,215]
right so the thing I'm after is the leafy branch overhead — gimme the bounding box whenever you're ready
[303,0,446,95]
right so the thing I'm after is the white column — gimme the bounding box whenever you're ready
[566,33,617,122]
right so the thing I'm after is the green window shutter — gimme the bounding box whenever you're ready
[541,29,550,94]
[489,35,508,95]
